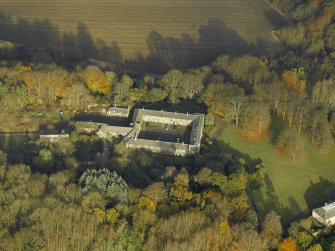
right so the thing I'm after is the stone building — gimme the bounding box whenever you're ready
[106,107,129,117]
[77,108,204,156]
[312,202,335,226]
[124,109,204,156]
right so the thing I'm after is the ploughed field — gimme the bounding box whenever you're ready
[0,0,288,59]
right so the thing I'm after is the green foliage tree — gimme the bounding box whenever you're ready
[180,72,204,99]
[36,148,54,170]
[160,69,183,103]
[79,168,128,203]
[297,231,313,250]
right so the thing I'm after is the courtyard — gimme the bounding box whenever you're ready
[138,121,192,144]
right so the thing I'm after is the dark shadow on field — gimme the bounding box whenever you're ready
[255,174,335,226]
[125,18,282,73]
[254,172,303,226]
[212,137,302,225]
[304,178,335,210]
[269,114,285,145]
[0,13,287,74]
[216,140,263,174]
[0,12,122,70]
[264,10,293,30]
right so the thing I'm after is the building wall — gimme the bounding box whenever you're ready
[312,211,325,224]
[311,211,335,226]
[126,140,192,156]
[141,115,192,126]
[40,134,70,140]
[326,217,335,226]
[107,111,129,118]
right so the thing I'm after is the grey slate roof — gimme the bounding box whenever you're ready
[100,125,133,135]
[313,202,335,220]
[107,107,129,114]
[132,108,199,123]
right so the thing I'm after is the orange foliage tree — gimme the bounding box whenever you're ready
[203,83,226,117]
[308,6,335,33]
[279,237,300,251]
[84,66,111,95]
[282,68,306,94]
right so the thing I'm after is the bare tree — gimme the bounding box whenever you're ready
[224,85,246,127]
[277,130,303,161]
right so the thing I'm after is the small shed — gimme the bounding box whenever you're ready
[106,107,129,118]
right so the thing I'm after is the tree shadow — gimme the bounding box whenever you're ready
[255,172,303,226]
[125,18,281,74]
[263,9,292,30]
[304,177,335,210]
[268,113,285,145]
[215,140,263,174]
[0,12,286,74]
[0,12,123,70]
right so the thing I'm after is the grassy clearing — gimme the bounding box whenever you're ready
[215,121,335,225]
[0,0,287,58]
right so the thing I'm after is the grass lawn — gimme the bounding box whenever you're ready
[0,0,288,58]
[214,120,335,225]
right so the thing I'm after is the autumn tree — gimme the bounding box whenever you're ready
[312,79,335,115]
[142,182,168,203]
[282,68,306,94]
[277,130,303,161]
[169,172,193,202]
[307,244,324,251]
[113,74,134,105]
[224,85,246,127]
[297,231,313,250]
[240,100,271,136]
[61,84,95,110]
[84,66,111,95]
[203,83,226,117]
[141,88,167,103]
[262,211,283,249]
[307,111,331,150]
[180,72,204,99]
[160,69,183,103]
[279,237,300,251]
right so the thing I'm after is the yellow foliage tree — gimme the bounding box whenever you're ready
[93,208,106,224]
[138,196,157,212]
[219,221,230,235]
[84,66,111,95]
[307,244,323,251]
[106,208,119,225]
[169,173,193,202]
[279,237,300,251]
[282,68,306,94]
[20,66,32,73]
[203,83,226,117]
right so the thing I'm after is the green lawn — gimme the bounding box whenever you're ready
[0,0,287,58]
[215,121,335,225]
